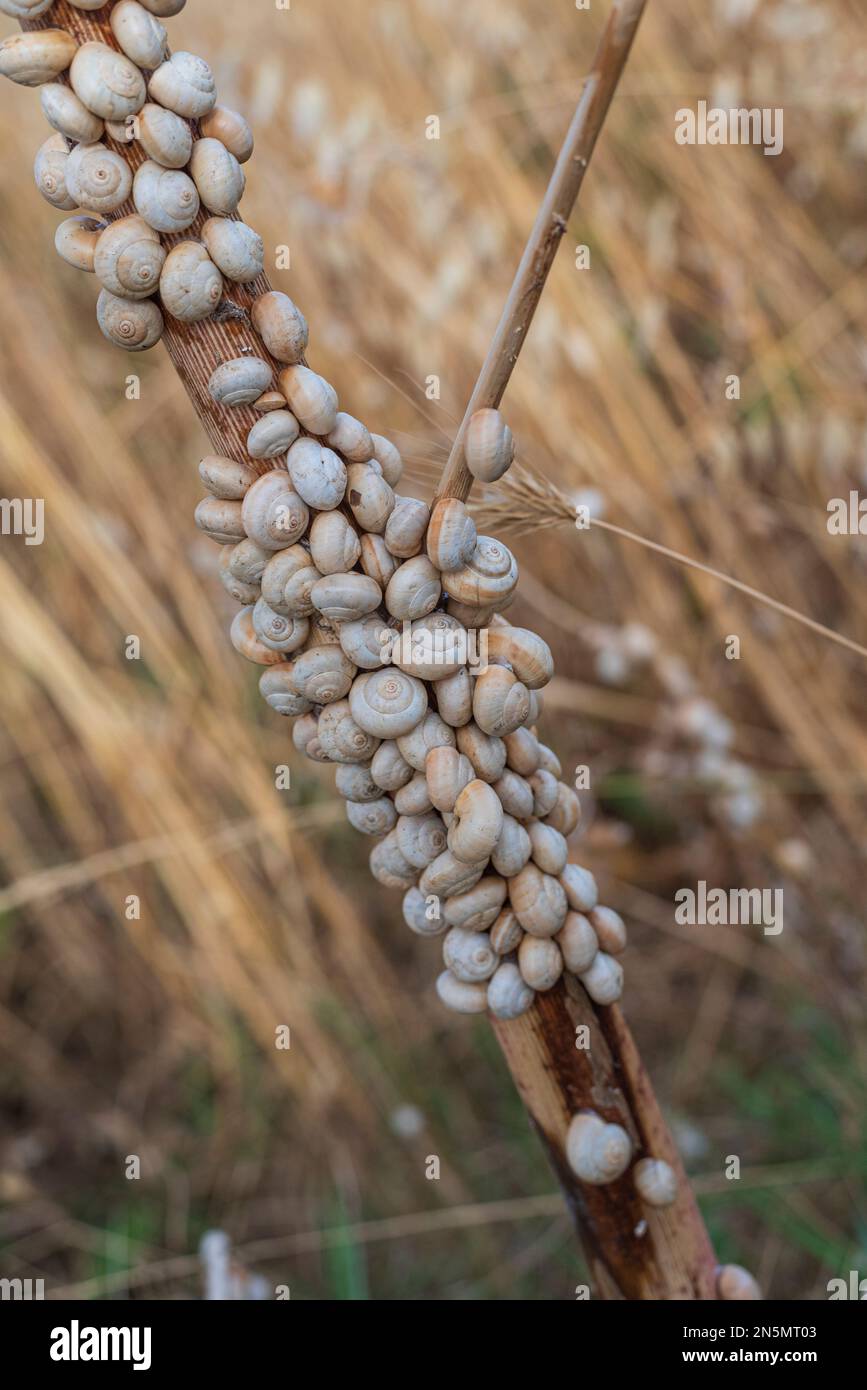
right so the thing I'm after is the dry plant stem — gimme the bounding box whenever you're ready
[435,0,648,504]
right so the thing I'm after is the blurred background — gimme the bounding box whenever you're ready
[1,0,866,1300]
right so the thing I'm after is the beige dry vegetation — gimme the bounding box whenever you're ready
[0,0,865,1298]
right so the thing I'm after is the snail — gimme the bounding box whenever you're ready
[435,971,488,1015]
[241,471,309,550]
[503,728,540,777]
[287,646,356,705]
[0,30,78,87]
[110,0,168,70]
[370,740,414,792]
[716,1265,761,1301]
[384,496,430,559]
[536,742,561,777]
[349,668,429,740]
[34,134,76,210]
[0,0,56,16]
[527,822,568,876]
[40,83,104,143]
[426,498,477,573]
[555,912,599,974]
[260,546,320,618]
[70,42,145,119]
[55,215,103,272]
[200,104,254,163]
[566,1111,633,1185]
[287,438,346,511]
[560,862,598,914]
[198,455,258,500]
[316,699,380,764]
[291,711,327,762]
[133,159,199,233]
[370,433,403,486]
[543,782,581,836]
[138,0,187,16]
[345,465,396,535]
[396,710,455,772]
[578,951,623,1005]
[96,289,163,351]
[393,771,433,817]
[369,831,417,890]
[528,768,559,818]
[442,535,519,611]
[402,886,446,938]
[201,217,266,281]
[219,551,260,605]
[225,537,271,587]
[509,864,568,937]
[310,572,381,624]
[472,665,531,738]
[490,814,531,878]
[137,102,193,168]
[445,597,498,630]
[589,905,627,955]
[419,849,487,900]
[148,51,217,119]
[94,215,165,300]
[442,875,506,933]
[489,907,523,955]
[395,811,448,869]
[252,292,309,366]
[65,142,132,215]
[384,556,442,622]
[334,763,380,803]
[346,797,397,837]
[194,496,245,544]
[309,511,361,576]
[455,722,506,783]
[253,391,288,413]
[487,960,535,1020]
[425,746,474,814]
[518,935,563,991]
[338,614,394,671]
[209,356,273,408]
[359,534,398,590]
[465,407,514,483]
[278,365,338,436]
[448,779,503,864]
[443,927,497,983]
[491,769,534,821]
[485,626,553,690]
[189,137,246,216]
[246,410,299,459]
[390,613,466,682]
[633,1158,678,1208]
[251,599,308,653]
[433,667,473,728]
[326,412,374,464]
[258,666,313,718]
[229,606,285,666]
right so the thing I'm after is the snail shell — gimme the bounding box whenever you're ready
[105,116,137,143]
[311,572,381,624]
[326,412,374,464]
[425,746,474,814]
[254,391,288,413]
[393,771,433,817]
[69,0,117,6]
[218,548,260,605]
[229,606,285,666]
[490,814,531,878]
[489,907,523,955]
[487,960,535,1020]
[419,849,487,900]
[426,498,477,573]
[338,615,394,671]
[66,141,132,215]
[34,134,76,211]
[369,830,417,890]
[287,438,347,511]
[559,864,598,915]
[359,534,398,590]
[225,537,271,586]
[486,626,554,690]
[504,728,540,777]
[316,699,380,764]
[443,875,506,934]
[200,103,254,162]
[110,0,167,69]
[309,511,361,576]
[370,433,403,486]
[133,159,199,233]
[633,1158,678,1208]
[395,811,448,869]
[335,763,381,803]
[434,667,473,728]
[137,102,193,168]
[94,215,165,299]
[251,599,309,653]
[455,722,506,783]
[528,768,559,818]
[345,464,396,535]
[0,30,77,87]
[528,822,568,876]
[492,769,533,821]
[349,668,428,740]
[446,597,498,629]
[40,83,104,142]
[566,1112,632,1185]
[536,742,561,777]
[258,666,313,718]
[442,536,518,611]
[198,454,258,500]
[384,496,430,560]
[194,495,245,544]
[148,51,217,118]
[70,42,145,119]
[346,796,397,837]
[138,0,186,14]
[246,410,299,460]
[716,1265,761,1301]
[390,613,466,682]
[448,779,503,864]
[96,288,163,351]
[518,935,563,992]
[252,292,309,366]
[0,0,56,16]
[509,864,568,937]
[589,905,627,955]
[288,646,355,705]
[209,356,273,408]
[261,546,320,618]
[241,471,309,551]
[543,782,581,836]
[292,711,327,762]
[55,215,103,272]
[578,950,623,1006]
[384,556,442,622]
[556,912,599,974]
[189,136,246,216]
[370,740,414,792]
[443,927,497,982]
[436,970,488,1015]
[396,710,455,772]
[278,365,338,436]
[472,665,531,739]
[465,407,514,483]
[402,886,446,938]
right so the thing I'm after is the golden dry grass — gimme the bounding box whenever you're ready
[0,0,865,1299]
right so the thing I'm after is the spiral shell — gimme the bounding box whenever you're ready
[465,407,514,483]
[208,356,272,407]
[359,534,398,590]
[159,241,223,322]
[110,0,167,69]
[317,699,380,764]
[335,763,381,803]
[0,30,77,87]
[338,615,394,671]
[566,1112,632,1186]
[241,471,309,551]
[443,927,497,983]
[194,496,245,544]
[434,667,473,728]
[310,572,381,624]
[260,546,320,617]
[96,289,163,351]
[384,555,442,622]
[287,438,347,511]
[201,217,264,283]
[442,535,518,610]
[66,142,132,215]
[396,710,456,772]
[200,103,254,163]
[346,797,398,837]
[229,606,285,666]
[370,434,403,486]
[487,960,535,1020]
[287,647,356,705]
[435,971,488,1015]
[278,365,338,436]
[556,912,598,974]
[489,907,523,956]
[509,864,568,937]
[189,136,246,216]
[578,951,623,1006]
[251,599,309,653]
[633,1158,678,1208]
[560,863,598,914]
[34,134,76,211]
[426,498,477,572]
[326,411,374,463]
[199,455,258,501]
[70,41,146,119]
[346,464,395,535]
[396,812,449,869]
[402,886,446,938]
[133,159,199,233]
[384,496,429,559]
[391,612,466,682]
[148,51,216,119]
[54,215,103,272]
[443,875,506,933]
[137,102,193,168]
[518,935,563,992]
[40,83,104,143]
[257,666,312,718]
[0,0,56,17]
[245,410,299,460]
[349,668,428,740]
[420,850,486,900]
[369,830,417,890]
[94,215,165,299]
[252,292,309,365]
[309,511,360,576]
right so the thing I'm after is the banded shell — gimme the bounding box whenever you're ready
[200,103,254,163]
[229,606,285,666]
[426,498,477,572]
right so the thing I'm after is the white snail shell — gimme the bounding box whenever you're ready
[326,412,374,463]
[287,438,346,511]
[434,667,473,728]
[370,740,413,792]
[96,288,163,351]
[66,142,132,215]
[254,391,287,413]
[528,822,568,876]
[70,42,145,119]
[209,356,272,407]
[0,30,77,87]
[346,796,397,837]
[528,768,559,818]
[395,812,449,870]
[0,0,56,17]
[465,407,514,483]
[229,606,285,666]
[518,935,563,992]
[241,471,308,550]
[425,746,474,814]
[148,51,217,118]
[219,552,260,606]
[472,665,531,739]
[402,886,445,938]
[345,464,396,535]
[435,970,488,1015]
[504,728,540,777]
[419,849,487,900]
[384,556,442,622]
[316,699,380,764]
[110,0,167,70]
[189,136,246,216]
[308,511,361,576]
[556,912,599,974]
[447,779,503,864]
[292,711,326,763]
[560,863,598,914]
[588,905,627,955]
[200,103,254,162]
[509,864,568,937]
[443,875,506,933]
[335,763,381,803]
[492,769,534,821]
[199,455,258,500]
[349,668,428,740]
[137,102,192,168]
[566,1111,633,1185]
[225,537,271,586]
[426,498,477,573]
[393,771,433,817]
[258,666,312,718]
[490,815,531,879]
[390,613,466,682]
[133,159,199,233]
[369,830,417,890]
[94,215,165,299]
[359,534,398,590]
[159,241,223,321]
[487,960,535,1020]
[370,433,403,486]
[338,615,393,671]
[489,907,523,956]
[34,134,76,210]
[55,215,103,272]
[442,536,519,610]
[443,927,497,983]
[633,1158,678,1208]
[105,116,137,144]
[544,782,581,836]
[310,572,381,624]
[246,410,299,460]
[278,365,338,436]
[251,599,309,653]
[260,546,320,618]
[384,495,430,559]
[578,950,623,1005]
[396,710,455,772]
[252,292,309,365]
[194,495,245,544]
[288,647,356,705]
[455,722,506,783]
[486,626,554,690]
[40,83,104,142]
[199,217,265,284]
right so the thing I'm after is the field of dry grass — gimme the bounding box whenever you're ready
[1,0,865,1299]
